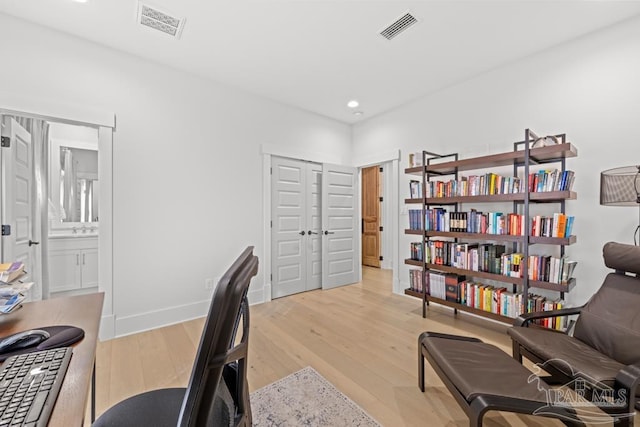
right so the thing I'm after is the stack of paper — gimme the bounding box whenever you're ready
[0,262,25,285]
[0,262,30,314]
[0,294,25,314]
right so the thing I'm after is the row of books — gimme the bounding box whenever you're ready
[407,271,568,330]
[531,214,575,238]
[409,242,423,261]
[427,241,506,274]
[408,209,575,238]
[529,169,575,193]
[421,173,522,198]
[528,255,577,284]
[409,169,575,199]
[423,240,577,283]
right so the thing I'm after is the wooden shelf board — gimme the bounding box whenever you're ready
[423,263,575,292]
[404,143,577,175]
[404,259,423,267]
[426,296,515,324]
[530,235,577,245]
[425,231,525,242]
[405,198,423,204]
[415,191,576,204]
[405,229,576,246]
[404,289,423,299]
[528,278,576,293]
[405,229,423,235]
[403,289,515,324]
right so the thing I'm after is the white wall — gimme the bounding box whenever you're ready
[353,15,640,307]
[0,14,351,336]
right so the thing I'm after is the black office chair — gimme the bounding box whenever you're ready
[93,247,258,427]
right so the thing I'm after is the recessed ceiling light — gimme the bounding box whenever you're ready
[73,0,88,3]
[353,111,364,116]
[347,100,359,109]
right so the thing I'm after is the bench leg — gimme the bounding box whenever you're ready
[512,339,522,363]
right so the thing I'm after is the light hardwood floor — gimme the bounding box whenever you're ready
[89,267,571,426]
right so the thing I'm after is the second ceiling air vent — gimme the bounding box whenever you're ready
[137,2,185,38]
[380,12,418,40]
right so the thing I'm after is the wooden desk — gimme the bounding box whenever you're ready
[0,292,104,427]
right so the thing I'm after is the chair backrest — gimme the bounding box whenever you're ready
[177,246,259,427]
[573,242,640,365]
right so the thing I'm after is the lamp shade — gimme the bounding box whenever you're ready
[600,165,640,206]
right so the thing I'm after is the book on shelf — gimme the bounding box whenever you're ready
[409,180,422,199]
[410,242,423,261]
[408,153,423,168]
[0,262,25,284]
[409,269,424,293]
[444,274,465,303]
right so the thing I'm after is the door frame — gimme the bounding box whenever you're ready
[0,96,116,340]
[262,144,401,301]
[354,149,401,293]
[261,143,351,303]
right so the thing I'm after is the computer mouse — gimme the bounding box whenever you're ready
[0,329,50,354]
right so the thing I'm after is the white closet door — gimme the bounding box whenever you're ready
[321,163,359,289]
[1,118,34,283]
[306,163,322,291]
[271,157,307,298]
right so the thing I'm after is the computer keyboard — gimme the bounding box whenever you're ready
[0,348,72,427]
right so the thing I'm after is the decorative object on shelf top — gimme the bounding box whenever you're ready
[531,134,561,148]
[600,165,640,245]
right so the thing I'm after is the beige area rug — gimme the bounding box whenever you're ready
[251,366,382,427]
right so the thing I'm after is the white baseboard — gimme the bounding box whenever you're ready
[99,314,115,341]
[114,299,210,338]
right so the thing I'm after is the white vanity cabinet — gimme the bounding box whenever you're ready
[49,236,98,294]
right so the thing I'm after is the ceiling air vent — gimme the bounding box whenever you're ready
[380,12,417,40]
[137,2,185,38]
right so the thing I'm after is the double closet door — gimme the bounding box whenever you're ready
[271,157,358,299]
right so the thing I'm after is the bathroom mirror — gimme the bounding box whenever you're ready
[49,128,99,231]
[59,146,99,222]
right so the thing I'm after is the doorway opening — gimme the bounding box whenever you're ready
[269,155,359,299]
[361,162,392,271]
[1,116,100,302]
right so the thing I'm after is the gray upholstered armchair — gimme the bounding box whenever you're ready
[508,242,640,426]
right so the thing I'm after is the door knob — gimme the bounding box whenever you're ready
[28,240,40,246]
[308,230,318,235]
[299,231,306,236]
[323,230,335,235]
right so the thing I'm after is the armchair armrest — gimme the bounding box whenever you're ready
[513,305,584,327]
[616,363,640,412]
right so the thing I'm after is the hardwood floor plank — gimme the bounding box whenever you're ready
[90,267,572,426]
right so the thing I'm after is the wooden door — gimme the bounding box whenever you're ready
[361,166,380,267]
[321,163,358,289]
[1,118,35,283]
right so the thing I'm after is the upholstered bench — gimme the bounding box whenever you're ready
[418,332,582,427]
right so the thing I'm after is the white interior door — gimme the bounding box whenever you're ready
[0,118,34,281]
[271,157,307,298]
[306,163,322,290]
[321,163,359,289]
[271,157,323,298]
